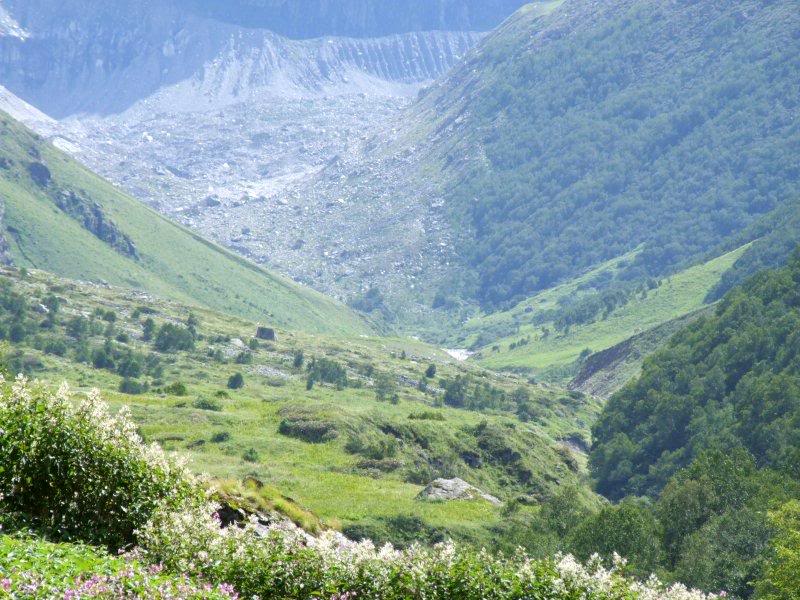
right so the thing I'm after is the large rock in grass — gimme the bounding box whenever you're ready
[417,478,501,506]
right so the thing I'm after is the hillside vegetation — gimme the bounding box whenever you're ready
[460,245,746,381]
[414,0,800,309]
[592,251,800,500]
[580,253,800,598]
[0,112,370,336]
[0,377,730,599]
[0,264,600,548]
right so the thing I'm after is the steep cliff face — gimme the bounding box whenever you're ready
[179,0,531,38]
[0,0,482,116]
[133,29,482,114]
[3,0,527,40]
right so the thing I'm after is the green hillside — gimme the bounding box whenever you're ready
[591,250,800,501]
[576,252,800,598]
[412,0,800,309]
[460,245,747,380]
[0,264,600,548]
[0,112,370,336]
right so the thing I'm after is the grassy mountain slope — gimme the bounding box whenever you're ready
[461,245,747,379]
[0,112,370,336]
[568,306,713,399]
[412,0,800,309]
[591,250,800,500]
[0,264,599,547]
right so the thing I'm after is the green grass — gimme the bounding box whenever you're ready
[0,266,599,546]
[0,111,370,336]
[464,246,748,378]
[0,534,232,597]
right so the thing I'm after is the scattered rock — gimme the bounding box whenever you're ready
[256,326,276,341]
[416,478,501,506]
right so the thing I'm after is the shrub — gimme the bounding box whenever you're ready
[0,377,198,548]
[164,381,188,396]
[154,323,195,353]
[43,338,68,357]
[242,448,260,463]
[345,430,398,460]
[408,410,446,421]
[373,372,397,402]
[211,431,231,443]
[278,418,338,443]
[235,351,253,365]
[194,396,223,412]
[306,357,348,390]
[119,378,147,395]
[227,373,244,390]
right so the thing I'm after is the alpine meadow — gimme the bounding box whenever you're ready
[0,1,797,599]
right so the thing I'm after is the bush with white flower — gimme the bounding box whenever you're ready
[138,503,725,600]
[0,376,200,549]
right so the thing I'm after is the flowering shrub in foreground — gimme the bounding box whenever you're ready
[139,505,725,600]
[0,376,200,548]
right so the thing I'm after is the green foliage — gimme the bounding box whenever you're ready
[164,381,188,396]
[119,378,147,395]
[306,357,348,390]
[567,499,663,577]
[756,500,800,600]
[0,535,235,599]
[193,396,223,412]
[591,253,800,499]
[242,448,260,463]
[211,431,231,444]
[420,0,800,309]
[226,372,244,390]
[141,317,156,342]
[0,379,198,548]
[373,372,397,402]
[140,503,711,600]
[278,406,339,443]
[154,323,195,353]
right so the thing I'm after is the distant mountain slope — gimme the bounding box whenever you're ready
[0,111,370,336]
[466,245,747,378]
[410,0,800,309]
[590,250,800,500]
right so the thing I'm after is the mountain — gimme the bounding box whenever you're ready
[405,0,800,310]
[590,251,800,500]
[0,110,370,336]
[0,0,494,117]
[180,0,532,38]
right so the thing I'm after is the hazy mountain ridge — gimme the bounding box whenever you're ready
[0,0,485,117]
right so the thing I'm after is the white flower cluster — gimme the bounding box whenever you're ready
[139,504,724,600]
